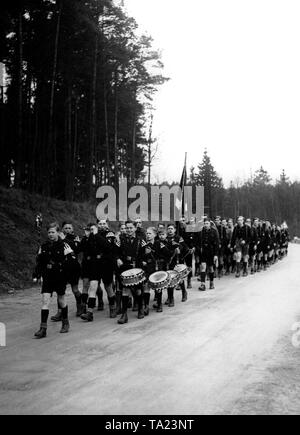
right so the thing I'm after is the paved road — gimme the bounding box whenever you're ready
[1,246,300,415]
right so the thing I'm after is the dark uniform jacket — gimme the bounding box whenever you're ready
[195,228,219,257]
[231,224,251,247]
[116,235,147,270]
[216,224,227,252]
[34,239,75,282]
[260,227,271,252]
[281,230,289,247]
[165,235,189,269]
[84,233,111,262]
[136,227,147,241]
[142,240,173,275]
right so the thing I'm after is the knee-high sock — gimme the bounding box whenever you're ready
[168,287,174,301]
[121,296,129,314]
[143,293,150,306]
[108,296,116,307]
[62,306,68,320]
[41,309,49,326]
[87,297,96,313]
[157,292,162,306]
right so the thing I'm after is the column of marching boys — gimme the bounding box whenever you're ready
[33,217,290,339]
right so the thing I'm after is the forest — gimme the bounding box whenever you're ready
[0,0,167,201]
[190,150,300,237]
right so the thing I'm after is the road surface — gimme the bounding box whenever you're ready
[1,246,300,415]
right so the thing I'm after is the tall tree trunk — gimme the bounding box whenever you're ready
[65,87,73,201]
[47,1,62,196]
[131,88,137,185]
[104,81,110,184]
[89,28,98,197]
[15,10,23,188]
[114,77,119,189]
[73,99,78,199]
[147,113,153,189]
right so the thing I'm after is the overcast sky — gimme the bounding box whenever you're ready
[125,0,300,186]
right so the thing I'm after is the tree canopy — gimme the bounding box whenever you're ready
[0,0,168,200]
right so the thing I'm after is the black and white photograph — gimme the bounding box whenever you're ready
[1,0,300,418]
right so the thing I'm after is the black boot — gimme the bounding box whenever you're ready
[236,263,241,278]
[97,287,104,311]
[35,310,49,339]
[153,291,159,309]
[209,273,215,289]
[187,272,192,289]
[60,319,70,334]
[60,306,70,333]
[81,293,88,315]
[81,298,95,322]
[34,323,47,339]
[198,273,206,291]
[156,292,163,313]
[225,264,230,276]
[168,288,175,307]
[81,311,93,322]
[118,296,129,325]
[127,297,133,309]
[118,312,128,324]
[242,262,248,277]
[137,294,144,319]
[132,295,139,312]
[108,296,117,319]
[180,282,187,302]
[116,292,122,315]
[143,293,150,316]
[76,299,83,317]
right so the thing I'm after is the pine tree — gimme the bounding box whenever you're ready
[253,166,272,186]
[194,149,223,217]
[277,169,290,186]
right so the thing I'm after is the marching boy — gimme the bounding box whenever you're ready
[33,222,75,339]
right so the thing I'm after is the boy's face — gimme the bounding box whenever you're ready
[63,224,73,235]
[120,225,126,234]
[135,219,142,228]
[159,232,167,242]
[98,220,108,231]
[204,221,210,230]
[179,218,186,227]
[126,223,136,237]
[167,226,175,237]
[90,225,98,235]
[222,219,227,227]
[48,228,59,242]
[238,217,244,226]
[146,229,155,242]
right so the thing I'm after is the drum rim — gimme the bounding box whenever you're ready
[121,268,144,277]
[149,271,169,282]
